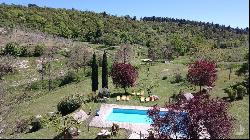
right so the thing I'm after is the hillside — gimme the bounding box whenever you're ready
[0,4,249,50]
[0,3,249,139]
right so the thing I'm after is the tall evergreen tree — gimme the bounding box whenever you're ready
[102,51,108,88]
[91,53,98,92]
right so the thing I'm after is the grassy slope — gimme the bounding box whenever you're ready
[1,52,248,138]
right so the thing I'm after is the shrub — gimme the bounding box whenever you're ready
[98,88,110,98]
[60,71,80,86]
[0,63,15,78]
[57,94,83,116]
[236,85,247,99]
[107,46,115,50]
[133,65,140,70]
[14,118,31,134]
[27,78,62,91]
[14,116,42,134]
[0,55,16,79]
[28,118,42,133]
[28,71,82,91]
[162,76,167,80]
[34,44,45,57]
[85,69,91,77]
[59,49,70,57]
[4,42,21,56]
[224,87,236,101]
[14,119,29,133]
[171,73,183,83]
[19,46,29,57]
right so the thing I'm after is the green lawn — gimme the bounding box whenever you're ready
[1,56,248,139]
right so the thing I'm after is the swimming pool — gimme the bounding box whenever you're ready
[106,108,166,124]
[106,108,189,138]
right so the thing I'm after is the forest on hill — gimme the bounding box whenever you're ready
[0,3,249,139]
[0,3,249,62]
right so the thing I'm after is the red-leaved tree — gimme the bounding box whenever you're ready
[148,91,234,139]
[111,63,138,93]
[187,60,217,91]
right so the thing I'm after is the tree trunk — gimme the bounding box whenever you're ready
[229,67,231,80]
[147,67,150,77]
[84,66,86,74]
[124,87,127,94]
[48,62,51,91]
[123,48,126,64]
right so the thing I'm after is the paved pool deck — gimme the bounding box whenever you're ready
[89,104,168,136]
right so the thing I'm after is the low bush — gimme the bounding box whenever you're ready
[34,44,45,57]
[0,56,16,79]
[85,69,91,77]
[236,85,247,99]
[19,46,29,57]
[58,49,70,57]
[13,116,43,134]
[57,94,83,116]
[28,117,42,133]
[224,87,236,101]
[27,78,62,91]
[171,73,184,83]
[14,118,31,134]
[107,46,115,50]
[162,76,167,80]
[0,63,15,78]
[27,71,82,91]
[98,88,110,98]
[60,71,80,86]
[225,82,248,101]
[3,42,45,57]
[4,42,21,56]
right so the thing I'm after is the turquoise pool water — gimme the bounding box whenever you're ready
[106,108,189,138]
[106,108,165,124]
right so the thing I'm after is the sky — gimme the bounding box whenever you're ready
[0,0,249,28]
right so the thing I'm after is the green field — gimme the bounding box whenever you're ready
[0,54,248,139]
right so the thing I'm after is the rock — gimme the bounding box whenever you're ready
[162,69,169,72]
[152,95,159,100]
[31,78,38,82]
[14,60,29,69]
[59,70,65,76]
[68,127,79,136]
[141,59,152,62]
[72,109,88,123]
[183,93,194,101]
[165,61,170,64]
[203,86,213,92]
[0,128,4,134]
[35,115,42,119]
[47,112,55,116]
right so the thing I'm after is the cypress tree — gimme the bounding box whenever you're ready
[91,53,98,92]
[102,51,108,88]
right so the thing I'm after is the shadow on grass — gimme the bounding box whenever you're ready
[221,97,244,102]
[222,97,231,102]
[110,92,127,98]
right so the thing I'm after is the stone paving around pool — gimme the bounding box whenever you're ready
[89,104,168,139]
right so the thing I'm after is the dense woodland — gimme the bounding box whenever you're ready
[0,4,249,56]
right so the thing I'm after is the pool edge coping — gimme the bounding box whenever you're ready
[89,104,168,134]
